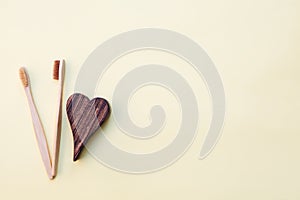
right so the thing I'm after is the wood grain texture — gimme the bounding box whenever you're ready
[66,93,110,161]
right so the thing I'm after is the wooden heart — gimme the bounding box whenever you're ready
[66,93,110,161]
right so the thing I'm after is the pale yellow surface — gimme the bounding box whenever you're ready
[1,0,300,199]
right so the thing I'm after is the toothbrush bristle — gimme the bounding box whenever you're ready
[53,60,60,80]
[19,67,29,87]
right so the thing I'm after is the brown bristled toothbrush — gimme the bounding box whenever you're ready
[51,60,65,178]
[19,68,53,179]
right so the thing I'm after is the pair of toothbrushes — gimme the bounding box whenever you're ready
[19,60,65,180]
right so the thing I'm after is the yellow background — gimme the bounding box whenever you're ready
[1,0,300,199]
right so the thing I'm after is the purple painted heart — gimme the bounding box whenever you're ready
[66,93,110,161]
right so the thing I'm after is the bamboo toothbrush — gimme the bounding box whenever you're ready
[19,68,53,180]
[51,60,65,178]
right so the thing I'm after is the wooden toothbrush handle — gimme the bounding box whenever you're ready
[51,84,63,177]
[52,60,65,177]
[25,87,53,179]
